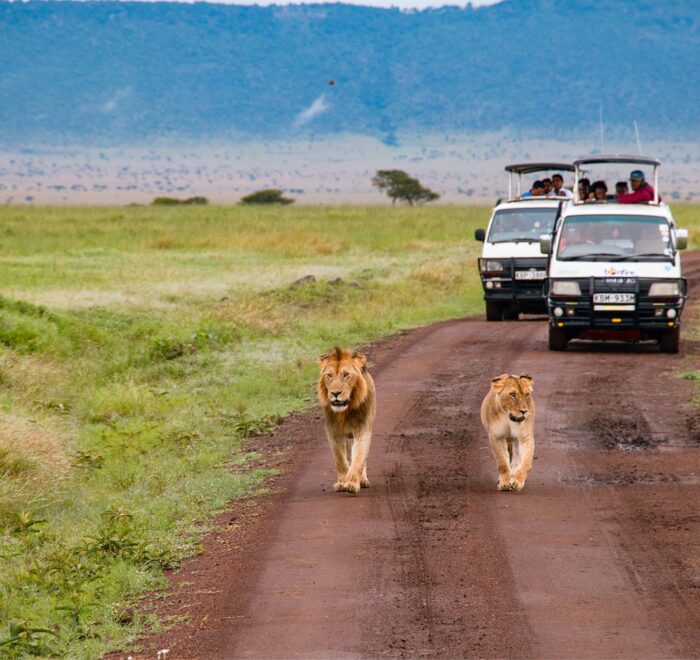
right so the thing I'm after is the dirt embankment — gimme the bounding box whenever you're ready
[129,252,700,659]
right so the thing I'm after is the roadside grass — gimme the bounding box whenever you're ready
[0,203,698,656]
[675,206,700,403]
[0,205,488,656]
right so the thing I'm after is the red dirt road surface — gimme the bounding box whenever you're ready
[136,253,700,659]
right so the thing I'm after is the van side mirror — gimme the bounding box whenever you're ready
[676,228,688,250]
[474,228,485,242]
[539,235,552,255]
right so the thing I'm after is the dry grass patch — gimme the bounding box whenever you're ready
[409,259,468,286]
[0,412,71,518]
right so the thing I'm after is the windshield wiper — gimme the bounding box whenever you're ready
[491,237,540,244]
[560,252,624,261]
[616,252,674,262]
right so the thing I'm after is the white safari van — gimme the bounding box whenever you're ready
[541,156,688,352]
[475,163,574,321]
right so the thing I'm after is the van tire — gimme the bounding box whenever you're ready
[548,325,568,351]
[658,326,680,354]
[485,301,503,322]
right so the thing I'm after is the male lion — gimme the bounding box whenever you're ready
[317,347,376,494]
[480,373,535,492]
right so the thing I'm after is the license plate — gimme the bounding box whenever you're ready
[593,293,635,304]
[515,270,546,280]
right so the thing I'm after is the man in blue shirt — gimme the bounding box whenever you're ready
[520,180,545,198]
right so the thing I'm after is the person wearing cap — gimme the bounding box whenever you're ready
[551,173,573,198]
[617,170,662,204]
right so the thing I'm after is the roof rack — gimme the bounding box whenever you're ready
[573,155,661,205]
[504,162,574,200]
[573,155,661,167]
[505,162,575,175]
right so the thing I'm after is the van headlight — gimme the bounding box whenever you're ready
[648,281,680,297]
[480,260,504,273]
[550,280,581,296]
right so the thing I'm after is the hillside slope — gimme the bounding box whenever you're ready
[1,0,699,144]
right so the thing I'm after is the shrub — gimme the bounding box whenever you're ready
[151,196,209,206]
[239,189,294,205]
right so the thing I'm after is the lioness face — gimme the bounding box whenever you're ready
[318,348,367,414]
[492,374,534,424]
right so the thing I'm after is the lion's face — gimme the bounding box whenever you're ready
[317,348,368,414]
[491,373,534,423]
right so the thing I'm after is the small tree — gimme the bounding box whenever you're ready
[372,169,439,206]
[240,189,294,205]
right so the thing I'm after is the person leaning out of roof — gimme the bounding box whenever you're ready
[520,180,546,198]
[542,177,553,195]
[617,169,662,203]
[550,173,573,198]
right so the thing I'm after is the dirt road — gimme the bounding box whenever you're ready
[140,253,700,659]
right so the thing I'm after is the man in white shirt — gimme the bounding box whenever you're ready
[551,173,573,198]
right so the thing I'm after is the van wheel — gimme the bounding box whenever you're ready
[548,325,568,351]
[485,301,503,322]
[658,326,680,354]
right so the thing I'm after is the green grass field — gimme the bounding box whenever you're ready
[0,204,697,657]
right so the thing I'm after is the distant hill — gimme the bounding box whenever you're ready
[1,0,699,145]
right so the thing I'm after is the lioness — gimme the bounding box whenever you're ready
[317,347,376,494]
[480,373,535,492]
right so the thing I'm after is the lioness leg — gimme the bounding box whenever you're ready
[489,434,512,491]
[327,430,350,491]
[509,438,521,471]
[345,430,372,494]
[360,463,370,489]
[510,436,534,492]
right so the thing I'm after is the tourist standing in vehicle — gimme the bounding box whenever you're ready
[577,177,591,201]
[589,180,608,201]
[617,170,662,203]
[551,173,573,198]
[520,180,545,198]
[615,181,629,197]
[542,178,553,195]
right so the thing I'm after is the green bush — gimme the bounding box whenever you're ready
[239,189,294,205]
[151,196,209,206]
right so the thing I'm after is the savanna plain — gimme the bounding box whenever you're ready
[0,205,698,657]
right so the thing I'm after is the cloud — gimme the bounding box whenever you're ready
[294,94,330,127]
[101,87,132,113]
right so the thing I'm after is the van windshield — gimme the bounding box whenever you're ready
[487,207,559,243]
[557,215,673,261]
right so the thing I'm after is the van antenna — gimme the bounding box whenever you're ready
[598,104,604,152]
[633,120,642,155]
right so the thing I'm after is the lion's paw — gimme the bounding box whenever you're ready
[509,476,526,492]
[497,481,514,492]
[360,478,371,488]
[333,481,347,492]
[344,480,361,495]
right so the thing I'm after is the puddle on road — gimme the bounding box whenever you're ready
[561,471,693,486]
[588,414,660,452]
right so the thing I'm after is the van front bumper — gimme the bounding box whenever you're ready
[478,257,548,310]
[546,277,687,335]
